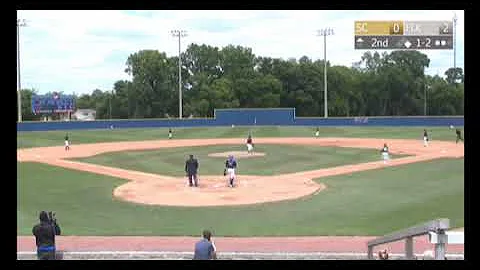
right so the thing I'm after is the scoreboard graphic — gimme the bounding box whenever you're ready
[31,93,76,115]
[354,20,453,50]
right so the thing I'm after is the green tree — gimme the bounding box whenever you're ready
[444,67,464,84]
[19,88,40,121]
[112,80,133,118]
[125,50,176,118]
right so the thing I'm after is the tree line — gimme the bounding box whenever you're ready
[19,43,464,121]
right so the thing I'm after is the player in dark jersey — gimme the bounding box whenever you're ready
[456,129,464,144]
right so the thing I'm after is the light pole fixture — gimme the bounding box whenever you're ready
[171,29,187,119]
[317,28,334,118]
[17,19,27,123]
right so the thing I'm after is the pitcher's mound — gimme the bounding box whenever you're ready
[208,151,266,158]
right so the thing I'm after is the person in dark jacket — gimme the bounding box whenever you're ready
[193,230,217,260]
[456,129,464,143]
[185,154,199,187]
[32,211,61,260]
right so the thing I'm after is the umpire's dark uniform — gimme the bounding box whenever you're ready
[185,155,199,187]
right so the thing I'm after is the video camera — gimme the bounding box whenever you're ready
[47,211,57,225]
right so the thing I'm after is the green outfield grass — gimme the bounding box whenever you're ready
[17,126,462,149]
[72,144,406,176]
[17,158,463,236]
[17,126,464,236]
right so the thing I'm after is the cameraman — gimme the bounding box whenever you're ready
[32,211,61,260]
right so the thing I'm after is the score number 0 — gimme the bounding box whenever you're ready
[392,22,401,34]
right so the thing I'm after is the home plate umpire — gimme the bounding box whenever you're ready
[185,154,199,187]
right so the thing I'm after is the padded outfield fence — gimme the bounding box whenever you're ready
[17,108,464,132]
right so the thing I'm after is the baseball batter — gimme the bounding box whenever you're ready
[380,143,389,164]
[423,129,429,147]
[246,135,254,154]
[225,155,238,187]
[64,133,70,151]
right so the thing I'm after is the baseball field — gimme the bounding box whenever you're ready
[17,126,464,258]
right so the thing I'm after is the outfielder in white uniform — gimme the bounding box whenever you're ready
[225,155,238,187]
[168,128,173,139]
[315,127,320,138]
[381,143,389,164]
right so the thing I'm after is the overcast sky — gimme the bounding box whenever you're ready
[17,10,464,95]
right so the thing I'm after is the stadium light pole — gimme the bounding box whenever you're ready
[453,13,458,71]
[171,30,187,119]
[424,84,431,116]
[317,28,334,118]
[17,19,27,123]
[109,90,112,119]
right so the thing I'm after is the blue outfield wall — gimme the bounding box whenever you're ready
[17,107,464,132]
[294,116,464,127]
[17,119,216,132]
[214,108,295,126]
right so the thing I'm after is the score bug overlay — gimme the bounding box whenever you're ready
[354,20,453,50]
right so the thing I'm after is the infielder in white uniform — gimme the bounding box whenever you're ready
[381,143,389,164]
[246,135,253,154]
[64,133,70,151]
[224,155,238,187]
[423,129,429,147]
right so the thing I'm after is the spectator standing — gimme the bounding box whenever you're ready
[193,230,217,260]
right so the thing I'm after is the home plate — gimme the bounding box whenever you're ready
[213,184,222,188]
[441,150,447,153]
